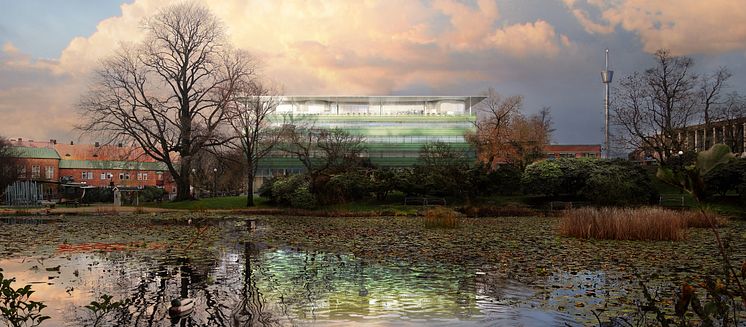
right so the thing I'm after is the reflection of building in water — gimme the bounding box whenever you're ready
[255,96,485,191]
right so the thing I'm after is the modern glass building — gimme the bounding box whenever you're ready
[255,96,485,186]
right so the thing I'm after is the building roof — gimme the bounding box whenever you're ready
[58,160,168,171]
[545,144,601,152]
[278,95,487,104]
[11,146,61,159]
[54,143,155,162]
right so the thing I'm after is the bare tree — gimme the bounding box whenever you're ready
[613,49,698,164]
[0,137,20,196]
[78,3,256,201]
[279,125,366,193]
[718,92,746,151]
[699,67,732,149]
[466,88,552,170]
[226,81,282,206]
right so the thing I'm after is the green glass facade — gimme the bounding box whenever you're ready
[256,96,485,181]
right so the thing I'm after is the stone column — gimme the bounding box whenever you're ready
[694,129,699,151]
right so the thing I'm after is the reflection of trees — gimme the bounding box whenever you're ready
[230,242,281,327]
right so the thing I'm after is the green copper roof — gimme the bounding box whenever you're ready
[11,146,61,159]
[58,160,169,171]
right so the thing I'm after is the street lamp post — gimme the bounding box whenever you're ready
[213,168,218,197]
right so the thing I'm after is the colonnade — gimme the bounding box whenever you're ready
[677,122,746,154]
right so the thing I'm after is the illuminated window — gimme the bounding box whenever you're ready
[45,166,54,179]
[31,166,40,179]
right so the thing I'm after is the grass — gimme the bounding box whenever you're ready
[145,196,269,210]
[423,206,460,228]
[559,207,725,241]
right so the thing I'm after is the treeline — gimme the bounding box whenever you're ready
[257,140,669,209]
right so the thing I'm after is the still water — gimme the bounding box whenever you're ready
[0,216,580,326]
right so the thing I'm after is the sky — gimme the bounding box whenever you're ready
[2,0,746,145]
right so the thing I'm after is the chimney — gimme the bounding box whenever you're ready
[50,139,57,145]
[94,142,100,147]
[70,141,74,145]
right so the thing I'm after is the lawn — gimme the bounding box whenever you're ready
[145,196,270,210]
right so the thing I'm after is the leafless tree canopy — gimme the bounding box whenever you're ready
[466,88,553,170]
[226,81,282,206]
[0,136,20,195]
[613,49,699,162]
[78,3,256,200]
[278,123,366,192]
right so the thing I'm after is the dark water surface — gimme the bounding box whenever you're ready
[0,215,584,326]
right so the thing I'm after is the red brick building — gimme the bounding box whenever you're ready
[8,139,176,195]
[544,144,602,159]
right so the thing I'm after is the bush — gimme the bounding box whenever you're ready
[423,206,460,228]
[522,158,657,206]
[704,158,746,197]
[319,171,371,204]
[82,188,113,204]
[257,177,275,202]
[580,160,658,206]
[290,185,316,209]
[559,207,704,241]
[138,186,165,203]
[521,159,563,196]
[263,174,317,208]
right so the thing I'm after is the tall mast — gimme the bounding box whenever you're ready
[601,49,613,158]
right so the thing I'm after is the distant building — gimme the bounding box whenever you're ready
[675,118,746,154]
[254,95,485,189]
[5,138,175,203]
[544,144,602,159]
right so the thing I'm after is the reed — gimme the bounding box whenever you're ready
[559,207,702,241]
[423,206,460,229]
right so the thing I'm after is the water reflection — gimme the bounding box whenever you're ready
[0,217,579,326]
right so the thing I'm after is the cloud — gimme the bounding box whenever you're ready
[566,0,746,55]
[1,0,577,141]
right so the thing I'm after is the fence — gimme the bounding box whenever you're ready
[4,181,46,207]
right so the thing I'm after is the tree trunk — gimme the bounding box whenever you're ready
[175,158,193,201]
[246,171,255,207]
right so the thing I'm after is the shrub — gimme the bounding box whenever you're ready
[257,177,275,202]
[559,207,689,241]
[269,174,309,206]
[320,171,371,204]
[138,186,165,203]
[580,160,658,206]
[82,188,113,204]
[290,185,316,209]
[423,206,460,228]
[704,158,746,197]
[521,160,563,196]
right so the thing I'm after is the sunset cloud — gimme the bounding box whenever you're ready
[1,0,575,140]
[566,0,746,55]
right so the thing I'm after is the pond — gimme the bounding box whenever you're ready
[0,214,744,326]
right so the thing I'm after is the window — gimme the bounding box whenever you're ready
[45,166,54,179]
[31,166,40,179]
[81,171,93,180]
[101,173,107,180]
[142,173,148,181]
[137,173,142,181]
[119,173,125,180]
[125,173,130,180]
[17,166,26,178]
[157,172,163,180]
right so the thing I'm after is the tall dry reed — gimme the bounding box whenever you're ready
[423,207,460,229]
[558,207,721,241]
